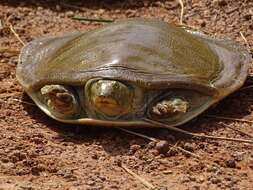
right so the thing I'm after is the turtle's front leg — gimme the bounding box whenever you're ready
[40,84,80,118]
[150,98,189,118]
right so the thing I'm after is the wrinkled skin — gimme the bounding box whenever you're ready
[16,19,251,127]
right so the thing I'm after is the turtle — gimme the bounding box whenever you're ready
[16,18,251,128]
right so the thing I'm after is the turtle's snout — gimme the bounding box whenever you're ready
[87,80,133,117]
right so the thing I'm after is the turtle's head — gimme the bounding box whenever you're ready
[86,79,133,117]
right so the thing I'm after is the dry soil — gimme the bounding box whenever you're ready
[0,0,253,190]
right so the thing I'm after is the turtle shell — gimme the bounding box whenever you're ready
[16,19,251,126]
[17,19,250,100]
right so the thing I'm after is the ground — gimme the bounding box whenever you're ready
[0,0,253,190]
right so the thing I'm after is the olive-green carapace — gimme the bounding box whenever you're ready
[17,18,251,127]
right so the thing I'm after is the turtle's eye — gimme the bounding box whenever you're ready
[86,80,133,118]
[40,85,80,118]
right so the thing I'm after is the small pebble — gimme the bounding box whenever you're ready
[183,142,195,152]
[147,141,156,149]
[206,165,219,172]
[150,149,160,156]
[91,153,98,160]
[210,177,222,184]
[243,14,252,21]
[130,144,141,152]
[192,185,200,190]
[65,11,74,17]
[189,176,196,181]
[163,170,173,174]
[86,180,95,186]
[155,140,170,154]
[197,176,205,183]
[226,159,236,168]
[181,176,190,183]
[55,5,61,11]
[213,0,227,6]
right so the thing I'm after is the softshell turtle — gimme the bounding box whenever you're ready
[16,19,251,127]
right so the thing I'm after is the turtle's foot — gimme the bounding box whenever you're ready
[40,85,79,116]
[151,98,189,117]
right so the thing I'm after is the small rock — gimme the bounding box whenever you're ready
[224,176,232,181]
[189,176,196,181]
[91,153,98,160]
[197,176,205,183]
[200,20,206,27]
[181,176,190,183]
[183,142,195,152]
[155,140,170,154]
[198,143,205,149]
[214,0,227,6]
[206,165,219,172]
[226,159,236,168]
[150,149,160,156]
[243,14,252,21]
[210,177,222,184]
[65,11,74,18]
[31,164,45,175]
[86,180,95,186]
[130,144,141,152]
[55,5,62,11]
[31,137,44,144]
[232,152,245,161]
[147,141,156,149]
[192,185,200,190]
[162,170,173,174]
[37,6,43,11]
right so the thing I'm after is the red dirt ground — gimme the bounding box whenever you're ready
[0,1,253,190]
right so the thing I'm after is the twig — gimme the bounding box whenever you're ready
[10,98,36,106]
[144,119,253,144]
[239,85,253,91]
[166,141,179,156]
[218,122,253,138]
[118,128,157,142]
[205,114,253,124]
[177,0,184,25]
[72,16,114,23]
[120,163,156,190]
[119,128,201,159]
[239,31,250,50]
[176,146,201,159]
[9,24,26,46]
[226,7,239,14]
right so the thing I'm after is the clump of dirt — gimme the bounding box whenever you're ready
[0,0,253,189]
